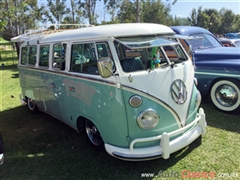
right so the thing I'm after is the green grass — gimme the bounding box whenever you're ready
[0,49,18,66]
[0,55,240,180]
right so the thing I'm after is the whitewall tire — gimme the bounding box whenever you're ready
[210,80,240,113]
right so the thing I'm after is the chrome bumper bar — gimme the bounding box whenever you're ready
[105,108,206,161]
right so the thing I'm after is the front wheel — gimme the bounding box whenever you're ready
[210,79,240,113]
[27,98,39,113]
[85,119,104,150]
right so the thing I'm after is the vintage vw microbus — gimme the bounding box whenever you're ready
[11,23,206,161]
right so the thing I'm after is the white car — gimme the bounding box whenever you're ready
[218,38,240,47]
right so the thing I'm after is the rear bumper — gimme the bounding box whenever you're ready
[105,108,206,161]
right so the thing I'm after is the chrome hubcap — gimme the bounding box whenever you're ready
[215,84,238,107]
[28,99,35,110]
[85,121,102,146]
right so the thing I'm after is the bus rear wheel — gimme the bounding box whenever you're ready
[85,119,104,150]
[27,98,38,113]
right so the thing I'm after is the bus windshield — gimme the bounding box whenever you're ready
[114,36,188,72]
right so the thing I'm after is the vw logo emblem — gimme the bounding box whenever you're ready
[171,79,187,104]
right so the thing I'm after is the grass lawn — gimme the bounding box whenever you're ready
[0,55,240,180]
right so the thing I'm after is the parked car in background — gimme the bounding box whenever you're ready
[224,32,240,39]
[0,133,4,165]
[170,26,240,113]
[218,38,240,47]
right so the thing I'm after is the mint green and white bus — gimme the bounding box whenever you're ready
[11,23,206,161]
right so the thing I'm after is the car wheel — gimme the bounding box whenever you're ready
[85,119,104,150]
[27,98,38,113]
[210,80,240,113]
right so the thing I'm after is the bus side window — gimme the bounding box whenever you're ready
[96,43,112,59]
[53,44,65,70]
[96,42,115,71]
[27,46,37,65]
[71,43,98,74]
[21,47,27,65]
[39,45,50,67]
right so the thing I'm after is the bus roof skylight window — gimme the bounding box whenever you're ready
[116,36,178,49]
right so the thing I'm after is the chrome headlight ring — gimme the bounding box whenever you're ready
[137,109,159,130]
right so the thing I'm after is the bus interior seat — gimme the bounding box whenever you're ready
[120,58,144,72]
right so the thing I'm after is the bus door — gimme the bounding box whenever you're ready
[38,44,63,120]
[62,42,100,128]
[19,46,41,106]
[63,41,129,145]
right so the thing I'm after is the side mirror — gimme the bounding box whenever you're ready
[97,57,113,78]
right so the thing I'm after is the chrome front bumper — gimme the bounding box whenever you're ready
[105,108,206,161]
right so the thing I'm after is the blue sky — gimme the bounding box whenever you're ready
[95,0,240,22]
[38,0,240,23]
[169,0,240,18]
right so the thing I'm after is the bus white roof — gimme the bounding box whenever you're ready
[11,23,175,45]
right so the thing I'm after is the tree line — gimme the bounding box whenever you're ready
[1,0,240,42]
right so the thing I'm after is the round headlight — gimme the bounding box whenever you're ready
[137,109,159,130]
[196,90,202,107]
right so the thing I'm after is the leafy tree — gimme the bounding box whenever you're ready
[46,0,70,24]
[0,1,7,32]
[188,8,198,26]
[204,9,221,33]
[0,18,7,33]
[1,0,43,56]
[188,6,208,28]
[103,0,120,22]
[141,0,172,25]
[117,0,136,23]
[233,14,240,32]
[188,6,240,35]
[173,16,190,26]
[116,0,173,24]
[219,8,236,34]
[77,0,99,24]
[70,0,76,23]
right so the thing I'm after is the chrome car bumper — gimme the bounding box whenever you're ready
[105,108,206,161]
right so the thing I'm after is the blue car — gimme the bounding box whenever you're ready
[224,33,240,39]
[170,26,240,113]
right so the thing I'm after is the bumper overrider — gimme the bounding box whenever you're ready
[105,108,206,161]
[0,154,4,165]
